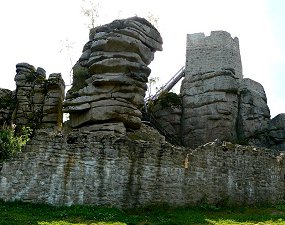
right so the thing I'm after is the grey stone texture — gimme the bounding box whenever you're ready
[186,31,243,79]
[151,105,182,142]
[181,69,239,148]
[237,78,271,146]
[0,89,15,125]
[13,63,65,130]
[1,25,285,209]
[1,126,285,207]
[181,30,285,149]
[64,17,162,130]
[269,114,285,150]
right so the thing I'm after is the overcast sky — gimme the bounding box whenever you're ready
[0,0,284,117]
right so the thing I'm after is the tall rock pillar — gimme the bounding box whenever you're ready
[181,31,243,147]
[63,17,162,134]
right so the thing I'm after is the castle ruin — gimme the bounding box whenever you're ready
[0,18,285,207]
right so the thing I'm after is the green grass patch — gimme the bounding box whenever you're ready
[1,200,285,225]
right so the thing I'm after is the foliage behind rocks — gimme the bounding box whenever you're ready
[0,125,32,163]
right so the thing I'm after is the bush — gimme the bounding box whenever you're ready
[0,124,32,162]
[147,92,182,112]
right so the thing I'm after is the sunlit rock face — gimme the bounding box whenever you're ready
[64,17,163,132]
[181,31,277,149]
[181,69,240,148]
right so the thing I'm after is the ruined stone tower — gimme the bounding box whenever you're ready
[181,31,273,148]
[181,31,242,147]
[185,31,243,79]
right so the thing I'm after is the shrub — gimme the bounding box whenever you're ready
[0,124,32,162]
[147,92,182,112]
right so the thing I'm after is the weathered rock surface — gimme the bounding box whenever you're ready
[181,31,281,149]
[148,92,182,144]
[181,69,239,147]
[0,89,15,125]
[237,78,271,146]
[64,17,162,131]
[152,105,182,142]
[13,63,65,130]
[269,114,285,150]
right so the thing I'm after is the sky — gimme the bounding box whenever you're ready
[0,0,284,117]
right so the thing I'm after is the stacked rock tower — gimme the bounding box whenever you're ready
[14,63,65,130]
[64,17,162,134]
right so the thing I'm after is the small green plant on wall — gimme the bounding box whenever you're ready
[0,124,32,163]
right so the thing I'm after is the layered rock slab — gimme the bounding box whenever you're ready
[64,17,162,130]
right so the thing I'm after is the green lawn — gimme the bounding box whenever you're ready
[1,200,285,225]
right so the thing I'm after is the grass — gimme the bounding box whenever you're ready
[1,200,285,225]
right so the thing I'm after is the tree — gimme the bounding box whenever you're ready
[0,124,32,163]
[59,38,75,85]
[146,12,160,31]
[81,0,100,29]
[147,76,160,99]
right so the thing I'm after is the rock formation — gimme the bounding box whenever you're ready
[237,78,271,146]
[181,31,285,149]
[148,92,182,144]
[181,69,239,147]
[0,89,15,125]
[11,63,65,130]
[63,17,163,133]
[269,113,285,150]
[1,21,285,209]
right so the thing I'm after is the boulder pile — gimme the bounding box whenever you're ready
[63,17,162,133]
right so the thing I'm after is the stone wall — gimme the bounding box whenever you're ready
[0,126,285,207]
